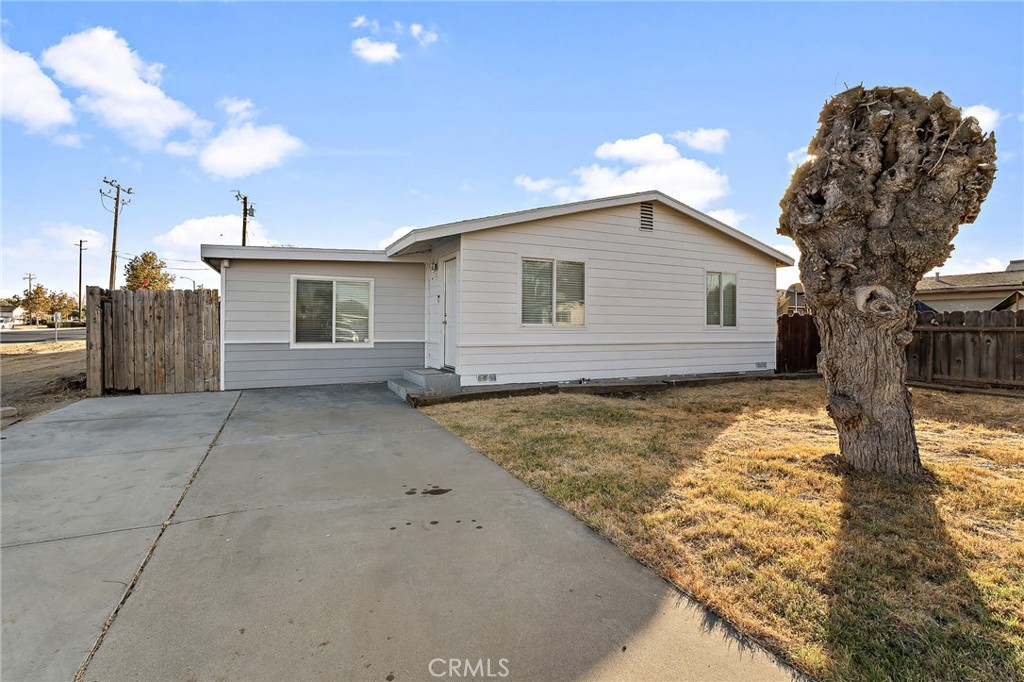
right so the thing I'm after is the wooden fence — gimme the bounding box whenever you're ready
[777,310,1024,389]
[777,312,821,373]
[86,287,220,396]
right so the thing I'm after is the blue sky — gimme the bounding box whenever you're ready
[2,2,1022,296]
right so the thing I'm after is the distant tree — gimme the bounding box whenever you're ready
[21,284,48,325]
[123,251,176,290]
[0,295,21,307]
[45,290,77,319]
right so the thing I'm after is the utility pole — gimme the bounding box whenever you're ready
[100,177,133,291]
[234,191,254,246]
[74,239,88,319]
[22,273,36,325]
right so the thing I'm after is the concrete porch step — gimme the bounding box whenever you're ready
[402,368,461,394]
[386,378,422,401]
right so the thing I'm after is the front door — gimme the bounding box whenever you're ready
[442,257,458,369]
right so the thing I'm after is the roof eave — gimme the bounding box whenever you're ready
[384,190,795,265]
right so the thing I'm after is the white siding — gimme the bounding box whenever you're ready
[224,260,425,343]
[457,204,778,386]
[222,259,425,389]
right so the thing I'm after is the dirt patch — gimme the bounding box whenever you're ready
[1,341,87,429]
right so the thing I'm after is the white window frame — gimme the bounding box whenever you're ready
[290,274,375,348]
[704,271,738,328]
[520,258,587,328]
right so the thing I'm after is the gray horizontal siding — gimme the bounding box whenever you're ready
[224,341,423,390]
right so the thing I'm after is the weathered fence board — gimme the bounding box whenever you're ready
[778,310,1023,390]
[86,287,220,396]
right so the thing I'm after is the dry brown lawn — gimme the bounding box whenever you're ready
[1,340,87,428]
[423,379,1024,681]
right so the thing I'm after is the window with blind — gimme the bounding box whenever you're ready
[706,272,737,327]
[293,277,373,345]
[522,259,585,326]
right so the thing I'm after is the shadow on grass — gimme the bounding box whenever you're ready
[825,467,1020,681]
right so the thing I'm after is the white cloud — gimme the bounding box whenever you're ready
[786,147,814,170]
[351,37,400,64]
[410,24,439,46]
[54,133,83,148]
[0,223,109,295]
[0,41,75,134]
[350,16,380,32]
[378,226,416,249]
[218,96,256,124]
[927,257,1006,277]
[155,215,274,265]
[706,209,746,227]
[670,128,729,154]
[517,132,729,209]
[199,122,303,179]
[40,27,209,150]
[514,175,559,192]
[595,133,680,165]
[164,140,199,157]
[962,104,1000,133]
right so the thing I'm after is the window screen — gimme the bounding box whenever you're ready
[295,280,333,343]
[335,282,370,343]
[555,261,585,325]
[522,260,553,324]
[294,278,371,344]
[706,273,721,326]
[706,272,737,327]
[722,274,737,327]
[522,259,585,326]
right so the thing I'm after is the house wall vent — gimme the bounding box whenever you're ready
[639,202,654,231]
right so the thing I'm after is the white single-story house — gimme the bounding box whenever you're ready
[201,190,794,392]
[0,304,25,327]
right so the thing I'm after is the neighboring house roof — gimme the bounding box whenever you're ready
[202,191,795,271]
[916,270,1024,292]
[0,304,19,314]
[384,190,795,266]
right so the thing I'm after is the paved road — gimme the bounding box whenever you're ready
[0,327,87,343]
[2,384,793,682]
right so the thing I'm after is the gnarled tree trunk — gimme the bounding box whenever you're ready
[779,86,996,476]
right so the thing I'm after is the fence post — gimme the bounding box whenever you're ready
[86,287,104,396]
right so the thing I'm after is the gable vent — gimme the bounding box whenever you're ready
[639,202,654,231]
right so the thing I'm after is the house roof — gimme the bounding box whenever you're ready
[201,245,395,272]
[201,191,795,271]
[384,190,795,266]
[916,270,1024,293]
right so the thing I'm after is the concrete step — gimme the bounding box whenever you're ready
[402,368,461,394]
[387,378,422,401]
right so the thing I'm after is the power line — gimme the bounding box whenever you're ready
[234,191,255,246]
[100,177,133,291]
[75,240,88,319]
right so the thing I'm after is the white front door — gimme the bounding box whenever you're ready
[442,257,458,369]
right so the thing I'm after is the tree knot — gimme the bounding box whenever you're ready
[827,394,862,426]
[854,284,900,317]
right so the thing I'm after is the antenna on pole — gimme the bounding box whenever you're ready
[234,191,254,246]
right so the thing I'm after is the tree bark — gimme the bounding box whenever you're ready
[779,86,996,476]
[815,303,920,475]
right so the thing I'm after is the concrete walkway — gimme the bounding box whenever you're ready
[3,384,794,681]
[1,391,240,681]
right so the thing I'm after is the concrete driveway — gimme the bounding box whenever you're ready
[2,384,792,682]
